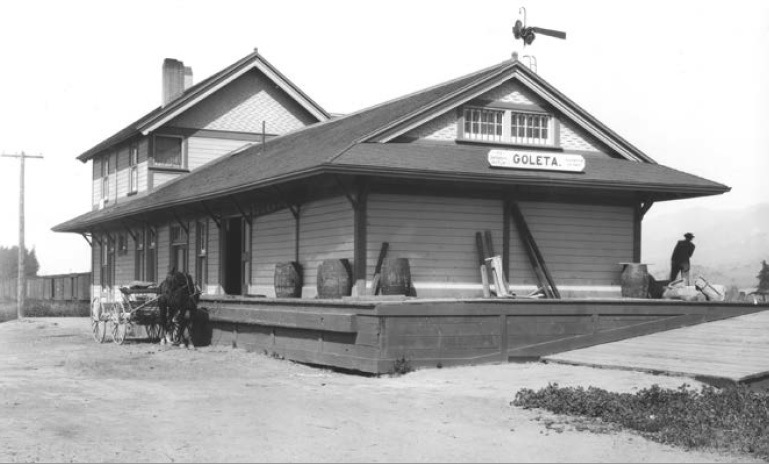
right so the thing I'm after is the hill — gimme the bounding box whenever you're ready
[642,203,769,289]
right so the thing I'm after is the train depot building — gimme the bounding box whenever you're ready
[54,51,753,373]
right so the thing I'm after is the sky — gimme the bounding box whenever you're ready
[1,0,768,275]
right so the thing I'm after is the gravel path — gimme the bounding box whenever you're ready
[0,317,757,463]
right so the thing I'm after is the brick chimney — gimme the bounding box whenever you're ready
[162,58,193,105]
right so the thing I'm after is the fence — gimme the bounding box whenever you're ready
[0,273,91,302]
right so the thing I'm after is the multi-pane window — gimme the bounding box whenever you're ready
[154,135,183,167]
[128,144,139,194]
[510,113,550,146]
[100,235,114,288]
[462,107,553,146]
[170,225,188,273]
[101,156,110,202]
[195,221,208,289]
[463,108,504,142]
[134,229,145,281]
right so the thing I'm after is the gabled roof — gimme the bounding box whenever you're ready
[54,58,729,233]
[76,50,330,162]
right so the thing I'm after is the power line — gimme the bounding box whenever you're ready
[1,151,43,319]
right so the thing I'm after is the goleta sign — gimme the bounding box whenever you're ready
[488,149,586,173]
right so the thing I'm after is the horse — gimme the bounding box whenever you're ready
[157,269,199,348]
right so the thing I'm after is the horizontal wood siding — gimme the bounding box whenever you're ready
[156,224,170,278]
[510,201,634,297]
[207,222,222,295]
[114,239,134,286]
[252,208,296,297]
[152,171,182,189]
[115,146,129,199]
[187,137,252,171]
[367,194,503,298]
[298,197,354,298]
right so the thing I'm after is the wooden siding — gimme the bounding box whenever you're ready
[510,201,634,297]
[367,194,504,298]
[187,136,252,171]
[207,221,222,295]
[114,235,134,286]
[156,224,169,278]
[252,208,297,297]
[167,69,317,135]
[152,170,182,189]
[298,196,354,298]
[91,138,149,208]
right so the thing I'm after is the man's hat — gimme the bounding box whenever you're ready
[684,232,694,239]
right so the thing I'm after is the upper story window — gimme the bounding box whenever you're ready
[462,106,554,147]
[154,135,183,167]
[128,144,139,194]
[463,108,504,142]
[510,112,551,146]
[100,156,110,202]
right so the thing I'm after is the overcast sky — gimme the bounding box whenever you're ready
[1,0,767,275]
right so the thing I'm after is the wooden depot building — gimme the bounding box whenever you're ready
[55,50,753,373]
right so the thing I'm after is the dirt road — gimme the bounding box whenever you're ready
[0,318,756,463]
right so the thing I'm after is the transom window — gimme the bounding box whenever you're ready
[154,135,183,167]
[462,107,554,146]
[101,156,110,202]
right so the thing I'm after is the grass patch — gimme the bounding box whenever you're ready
[513,383,769,460]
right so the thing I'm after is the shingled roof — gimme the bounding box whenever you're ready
[76,50,330,162]
[54,58,730,233]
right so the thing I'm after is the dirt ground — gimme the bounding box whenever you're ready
[0,318,758,463]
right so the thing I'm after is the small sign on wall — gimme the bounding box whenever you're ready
[488,149,586,173]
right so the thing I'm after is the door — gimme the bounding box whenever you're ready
[223,217,250,295]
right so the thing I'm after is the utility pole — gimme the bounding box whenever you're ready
[2,151,43,319]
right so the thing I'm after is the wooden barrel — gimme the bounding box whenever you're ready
[381,258,411,296]
[274,262,302,298]
[316,259,352,299]
[620,263,649,298]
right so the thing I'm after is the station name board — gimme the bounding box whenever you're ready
[487,149,586,173]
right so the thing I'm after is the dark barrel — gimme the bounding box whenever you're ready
[274,262,303,298]
[316,259,352,299]
[620,263,649,298]
[380,258,411,295]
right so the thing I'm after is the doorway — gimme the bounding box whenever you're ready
[223,217,250,295]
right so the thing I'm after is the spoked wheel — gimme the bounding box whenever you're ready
[111,301,128,345]
[90,298,106,343]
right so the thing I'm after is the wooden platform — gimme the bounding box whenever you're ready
[198,295,767,374]
[544,311,769,388]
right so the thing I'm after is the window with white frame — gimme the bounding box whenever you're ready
[510,112,551,146]
[462,106,554,146]
[101,156,110,202]
[195,221,208,288]
[463,108,504,142]
[128,144,139,194]
[134,229,145,281]
[170,225,188,273]
[154,135,183,167]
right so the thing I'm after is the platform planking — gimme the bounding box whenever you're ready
[545,310,769,385]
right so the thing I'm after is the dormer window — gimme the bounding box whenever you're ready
[154,135,184,167]
[461,106,554,147]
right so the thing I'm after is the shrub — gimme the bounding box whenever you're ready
[392,356,413,375]
[513,383,769,460]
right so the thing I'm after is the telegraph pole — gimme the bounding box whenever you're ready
[2,151,43,319]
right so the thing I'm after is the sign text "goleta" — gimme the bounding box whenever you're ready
[487,150,586,173]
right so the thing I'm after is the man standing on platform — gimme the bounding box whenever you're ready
[670,232,696,285]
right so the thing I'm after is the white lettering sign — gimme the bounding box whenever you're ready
[487,150,586,173]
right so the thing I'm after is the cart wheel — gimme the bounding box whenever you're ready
[111,302,128,345]
[90,298,106,343]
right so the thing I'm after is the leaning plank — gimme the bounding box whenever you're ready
[510,202,560,298]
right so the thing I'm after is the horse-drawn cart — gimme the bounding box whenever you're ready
[90,283,164,345]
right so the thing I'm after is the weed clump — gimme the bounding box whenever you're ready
[513,383,769,460]
[392,356,413,375]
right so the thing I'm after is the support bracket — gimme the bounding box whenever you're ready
[200,201,221,229]
[640,199,655,219]
[121,221,137,242]
[81,233,93,247]
[271,186,300,219]
[230,195,252,225]
[335,175,359,210]
[171,210,189,235]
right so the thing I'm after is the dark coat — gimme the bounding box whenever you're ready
[671,239,695,264]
